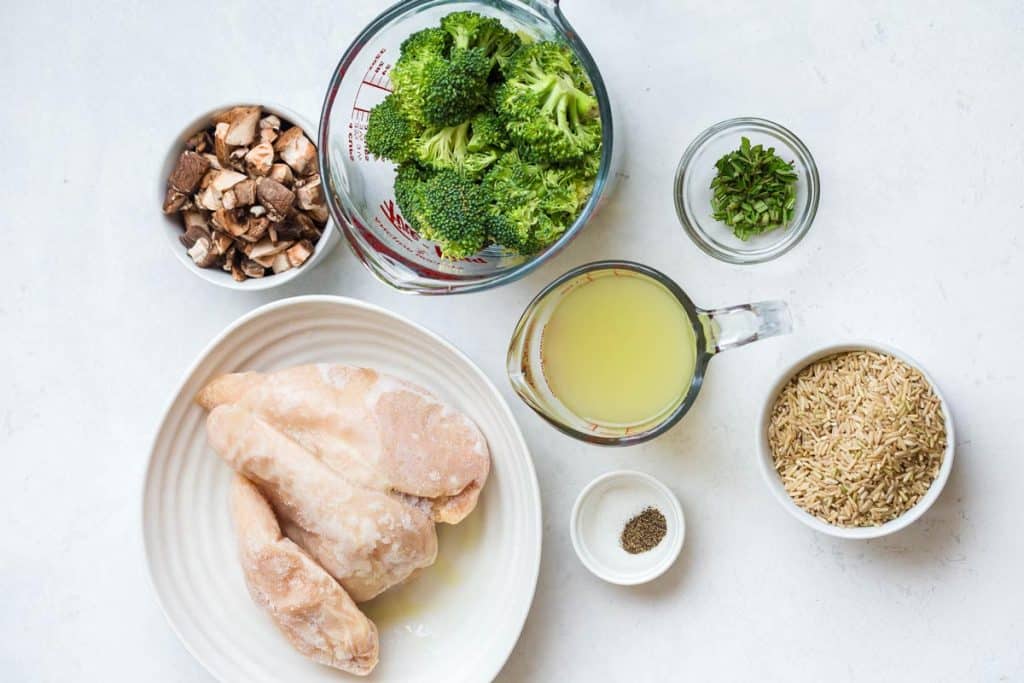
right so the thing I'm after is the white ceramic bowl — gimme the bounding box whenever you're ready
[158,102,338,290]
[142,296,542,682]
[757,342,955,539]
[570,470,685,585]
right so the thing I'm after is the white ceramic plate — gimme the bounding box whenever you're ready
[142,296,541,682]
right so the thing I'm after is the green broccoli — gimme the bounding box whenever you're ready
[393,161,433,232]
[366,94,422,162]
[466,111,509,153]
[497,41,602,163]
[479,151,553,252]
[399,169,489,258]
[415,112,507,178]
[482,150,597,252]
[389,28,451,123]
[420,47,490,126]
[441,11,521,69]
[374,15,602,259]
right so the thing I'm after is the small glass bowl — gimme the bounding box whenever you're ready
[674,117,819,265]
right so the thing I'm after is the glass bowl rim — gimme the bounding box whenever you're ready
[673,116,820,265]
[317,0,616,295]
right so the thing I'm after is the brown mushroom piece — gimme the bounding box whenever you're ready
[248,237,294,261]
[268,163,294,187]
[187,237,220,268]
[292,212,321,240]
[259,115,281,144]
[221,106,261,147]
[230,259,246,282]
[240,257,266,279]
[179,211,212,248]
[163,188,188,214]
[168,151,211,194]
[214,122,232,168]
[233,178,256,206]
[274,127,318,176]
[286,240,315,267]
[245,143,274,177]
[212,231,234,255]
[212,208,249,237]
[241,216,270,243]
[271,252,292,274]
[185,130,211,153]
[295,175,325,212]
[255,177,295,222]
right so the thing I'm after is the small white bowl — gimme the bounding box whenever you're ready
[158,101,338,290]
[757,341,956,539]
[570,470,685,585]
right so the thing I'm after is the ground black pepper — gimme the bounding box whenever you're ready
[620,506,667,554]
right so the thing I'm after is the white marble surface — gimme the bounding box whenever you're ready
[3,1,1023,681]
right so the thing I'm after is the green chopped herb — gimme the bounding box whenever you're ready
[710,136,798,241]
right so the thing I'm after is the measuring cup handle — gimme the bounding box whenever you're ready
[699,301,792,354]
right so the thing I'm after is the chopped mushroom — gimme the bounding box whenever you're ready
[295,175,325,211]
[241,216,270,243]
[274,127,317,176]
[187,237,219,268]
[259,115,281,144]
[223,106,261,147]
[163,188,188,214]
[195,185,223,211]
[168,151,211,194]
[272,252,292,274]
[286,240,314,267]
[240,257,266,278]
[256,177,295,222]
[245,143,274,177]
[163,106,327,280]
[268,162,294,187]
[233,178,256,206]
[214,122,231,168]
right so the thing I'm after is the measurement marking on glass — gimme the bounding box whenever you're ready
[348,49,394,161]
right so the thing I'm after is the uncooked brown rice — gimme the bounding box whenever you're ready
[767,350,946,527]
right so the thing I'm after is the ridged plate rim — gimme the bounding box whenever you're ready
[140,295,542,683]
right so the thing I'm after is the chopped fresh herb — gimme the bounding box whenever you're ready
[710,136,798,240]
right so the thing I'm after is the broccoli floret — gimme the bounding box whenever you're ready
[481,150,597,253]
[541,164,594,218]
[497,41,602,163]
[441,11,521,68]
[481,151,561,253]
[366,94,422,162]
[393,162,433,232]
[415,113,505,178]
[467,111,509,153]
[390,28,452,123]
[403,169,489,258]
[420,47,490,126]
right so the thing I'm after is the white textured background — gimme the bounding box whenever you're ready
[3,1,1023,681]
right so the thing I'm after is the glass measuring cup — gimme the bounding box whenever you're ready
[507,261,793,445]
[318,0,617,294]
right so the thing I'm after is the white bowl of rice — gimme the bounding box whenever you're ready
[757,342,955,539]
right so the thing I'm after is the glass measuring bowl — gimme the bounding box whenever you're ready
[319,0,616,294]
[507,261,793,445]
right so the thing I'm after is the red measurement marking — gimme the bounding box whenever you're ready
[432,245,487,264]
[361,79,392,92]
[380,199,419,241]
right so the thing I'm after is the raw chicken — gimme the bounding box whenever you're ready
[197,365,490,524]
[230,475,378,676]
[208,403,438,602]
